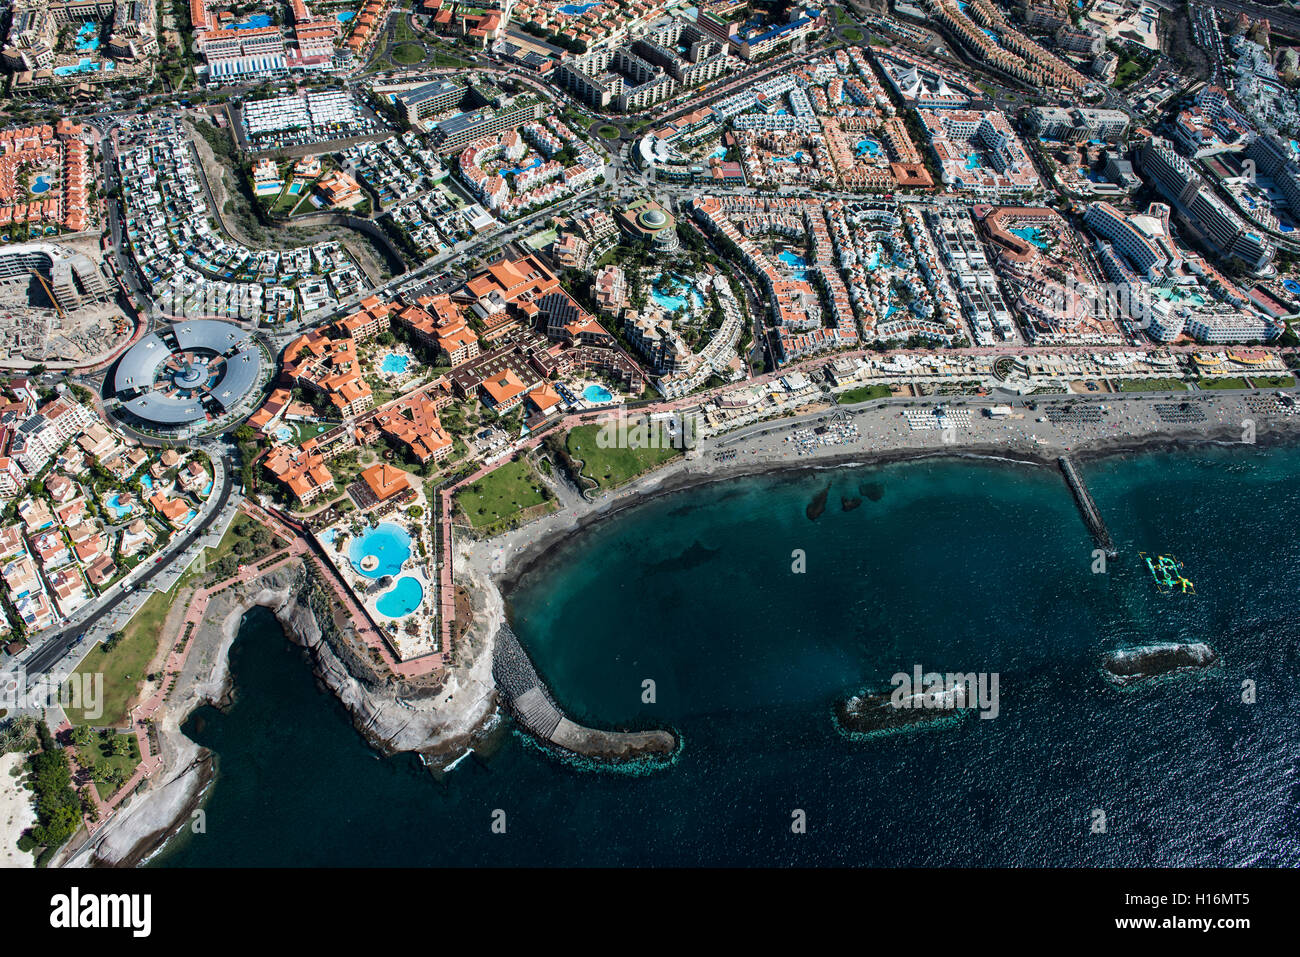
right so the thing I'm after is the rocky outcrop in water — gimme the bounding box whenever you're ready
[834,688,965,736]
[806,482,831,521]
[1101,642,1218,687]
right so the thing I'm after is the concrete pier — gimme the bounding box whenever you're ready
[492,622,676,762]
[1058,455,1117,558]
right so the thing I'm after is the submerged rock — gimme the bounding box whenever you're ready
[1101,642,1218,687]
[806,482,831,521]
[860,482,885,502]
[841,496,862,512]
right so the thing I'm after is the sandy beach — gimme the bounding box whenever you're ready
[476,390,1300,599]
[0,752,36,869]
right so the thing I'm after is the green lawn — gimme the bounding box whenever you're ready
[1251,374,1296,388]
[1113,59,1147,88]
[836,383,892,404]
[77,733,143,801]
[392,43,425,65]
[456,458,549,528]
[842,28,863,43]
[1118,377,1186,392]
[597,125,621,140]
[1198,376,1251,390]
[566,423,681,490]
[63,590,171,728]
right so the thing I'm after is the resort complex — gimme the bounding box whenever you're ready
[0,0,1299,890]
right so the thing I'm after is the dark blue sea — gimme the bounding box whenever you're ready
[155,445,1300,866]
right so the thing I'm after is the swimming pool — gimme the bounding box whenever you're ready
[288,181,303,195]
[649,273,705,314]
[30,176,50,194]
[1011,226,1050,250]
[273,425,293,444]
[504,156,543,177]
[233,14,272,29]
[348,523,412,579]
[337,11,356,23]
[376,576,424,618]
[965,153,983,171]
[53,58,111,76]
[559,1,601,13]
[855,138,882,158]
[778,249,809,280]
[380,352,411,375]
[1284,279,1300,295]
[105,494,133,521]
[75,22,100,52]
[583,384,614,403]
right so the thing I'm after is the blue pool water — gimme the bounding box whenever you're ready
[380,352,411,375]
[105,494,132,521]
[1011,226,1049,250]
[349,523,412,579]
[650,274,704,314]
[710,147,727,160]
[965,153,983,171]
[376,576,424,618]
[774,151,807,164]
[54,58,111,76]
[778,250,808,279]
[1284,279,1300,295]
[75,23,100,52]
[337,11,356,23]
[288,182,303,195]
[273,425,293,444]
[180,509,197,526]
[559,2,601,13]
[140,475,153,490]
[504,156,543,177]
[233,14,272,29]
[855,138,882,158]
[583,385,614,404]
[30,176,50,194]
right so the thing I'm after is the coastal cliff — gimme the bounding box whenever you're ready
[80,559,497,867]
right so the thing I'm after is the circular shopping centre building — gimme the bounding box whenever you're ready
[112,319,263,429]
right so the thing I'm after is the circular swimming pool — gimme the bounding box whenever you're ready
[348,522,412,579]
[376,576,424,618]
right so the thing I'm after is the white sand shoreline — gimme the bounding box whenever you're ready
[0,752,36,869]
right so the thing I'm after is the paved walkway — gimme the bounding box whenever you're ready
[59,504,308,835]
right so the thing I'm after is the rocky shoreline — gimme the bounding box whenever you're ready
[76,561,499,867]
[71,393,1300,866]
